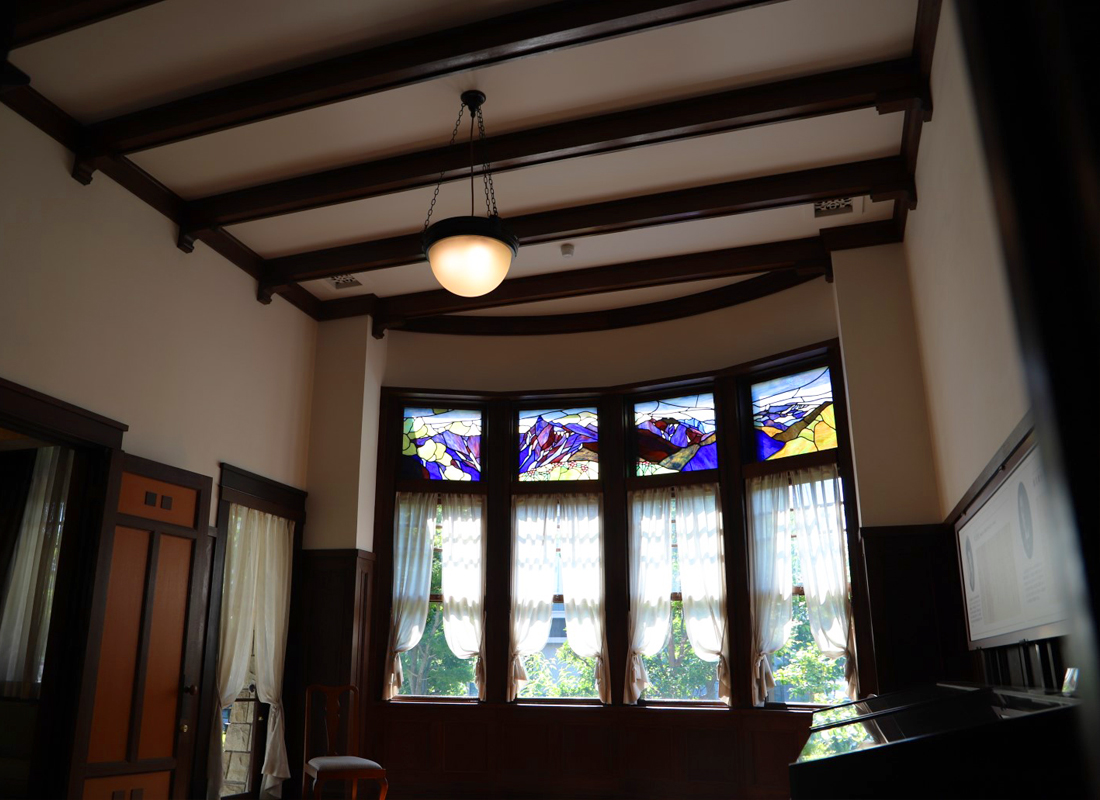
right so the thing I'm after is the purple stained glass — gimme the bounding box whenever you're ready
[518,407,599,481]
[634,393,717,476]
[750,367,837,461]
[401,407,482,481]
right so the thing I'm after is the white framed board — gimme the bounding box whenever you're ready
[956,440,1070,648]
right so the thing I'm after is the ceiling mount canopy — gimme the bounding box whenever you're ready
[421,90,519,298]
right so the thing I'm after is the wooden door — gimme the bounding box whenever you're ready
[70,455,212,799]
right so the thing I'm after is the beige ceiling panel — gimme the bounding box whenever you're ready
[298,196,892,300]
[226,108,902,257]
[125,0,917,197]
[9,0,545,122]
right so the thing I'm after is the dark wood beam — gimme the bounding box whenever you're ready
[893,0,941,237]
[265,156,912,289]
[83,0,783,156]
[182,58,922,231]
[386,271,822,336]
[11,1,166,48]
[0,85,321,319]
[319,219,899,324]
[372,238,828,323]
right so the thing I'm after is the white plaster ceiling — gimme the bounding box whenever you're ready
[10,0,920,315]
[299,195,891,299]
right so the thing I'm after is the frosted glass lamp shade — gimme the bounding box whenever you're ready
[422,216,519,297]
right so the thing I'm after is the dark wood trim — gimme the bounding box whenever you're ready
[369,238,828,324]
[715,375,752,708]
[10,1,166,48]
[394,479,490,495]
[269,157,911,285]
[83,0,784,155]
[825,345,877,696]
[0,375,127,449]
[183,58,922,231]
[944,412,1033,529]
[893,0,942,238]
[82,757,178,778]
[385,272,823,337]
[219,462,307,518]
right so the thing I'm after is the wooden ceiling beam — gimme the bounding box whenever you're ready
[370,238,829,323]
[0,85,321,319]
[386,271,822,337]
[182,58,922,232]
[82,0,783,156]
[264,156,913,289]
[10,1,167,49]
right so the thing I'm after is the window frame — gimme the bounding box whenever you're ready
[372,340,875,711]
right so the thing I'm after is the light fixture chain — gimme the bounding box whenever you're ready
[477,107,499,217]
[423,102,466,231]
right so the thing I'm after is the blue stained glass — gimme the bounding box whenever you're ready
[750,367,837,461]
[518,407,599,481]
[634,393,717,476]
[401,407,482,481]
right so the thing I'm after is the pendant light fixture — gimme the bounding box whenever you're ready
[421,90,518,297]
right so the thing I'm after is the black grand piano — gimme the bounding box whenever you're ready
[788,684,1087,799]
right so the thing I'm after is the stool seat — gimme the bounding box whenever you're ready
[308,756,383,773]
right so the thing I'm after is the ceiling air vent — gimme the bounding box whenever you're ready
[329,274,362,290]
[814,197,854,218]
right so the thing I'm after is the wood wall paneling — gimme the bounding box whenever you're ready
[80,770,171,800]
[137,533,194,760]
[87,526,150,764]
[118,472,198,528]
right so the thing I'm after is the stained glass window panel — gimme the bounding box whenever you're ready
[634,393,717,476]
[518,407,599,481]
[401,408,482,481]
[750,367,837,461]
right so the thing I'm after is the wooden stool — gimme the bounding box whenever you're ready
[302,685,387,800]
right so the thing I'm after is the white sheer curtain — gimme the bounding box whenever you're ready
[0,446,73,699]
[383,493,435,699]
[210,504,295,799]
[624,487,673,704]
[676,484,730,705]
[791,465,858,700]
[747,473,793,706]
[440,494,486,698]
[558,493,611,703]
[508,495,557,700]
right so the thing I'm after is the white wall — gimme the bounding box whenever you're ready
[903,1,1030,518]
[0,108,316,522]
[832,244,940,527]
[303,316,388,551]
[384,278,839,391]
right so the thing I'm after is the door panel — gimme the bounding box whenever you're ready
[138,534,194,761]
[81,770,171,800]
[72,456,212,799]
[87,527,150,764]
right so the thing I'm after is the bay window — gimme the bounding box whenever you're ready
[378,343,869,709]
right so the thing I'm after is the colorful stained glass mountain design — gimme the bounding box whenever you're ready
[751,367,837,461]
[634,393,717,476]
[401,407,482,481]
[518,407,599,481]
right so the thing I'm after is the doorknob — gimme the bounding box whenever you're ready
[183,684,198,695]
[179,723,189,733]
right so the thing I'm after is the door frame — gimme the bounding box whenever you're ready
[67,452,213,799]
[193,463,306,799]
[0,376,127,800]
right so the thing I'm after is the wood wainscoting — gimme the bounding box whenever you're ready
[362,701,811,800]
